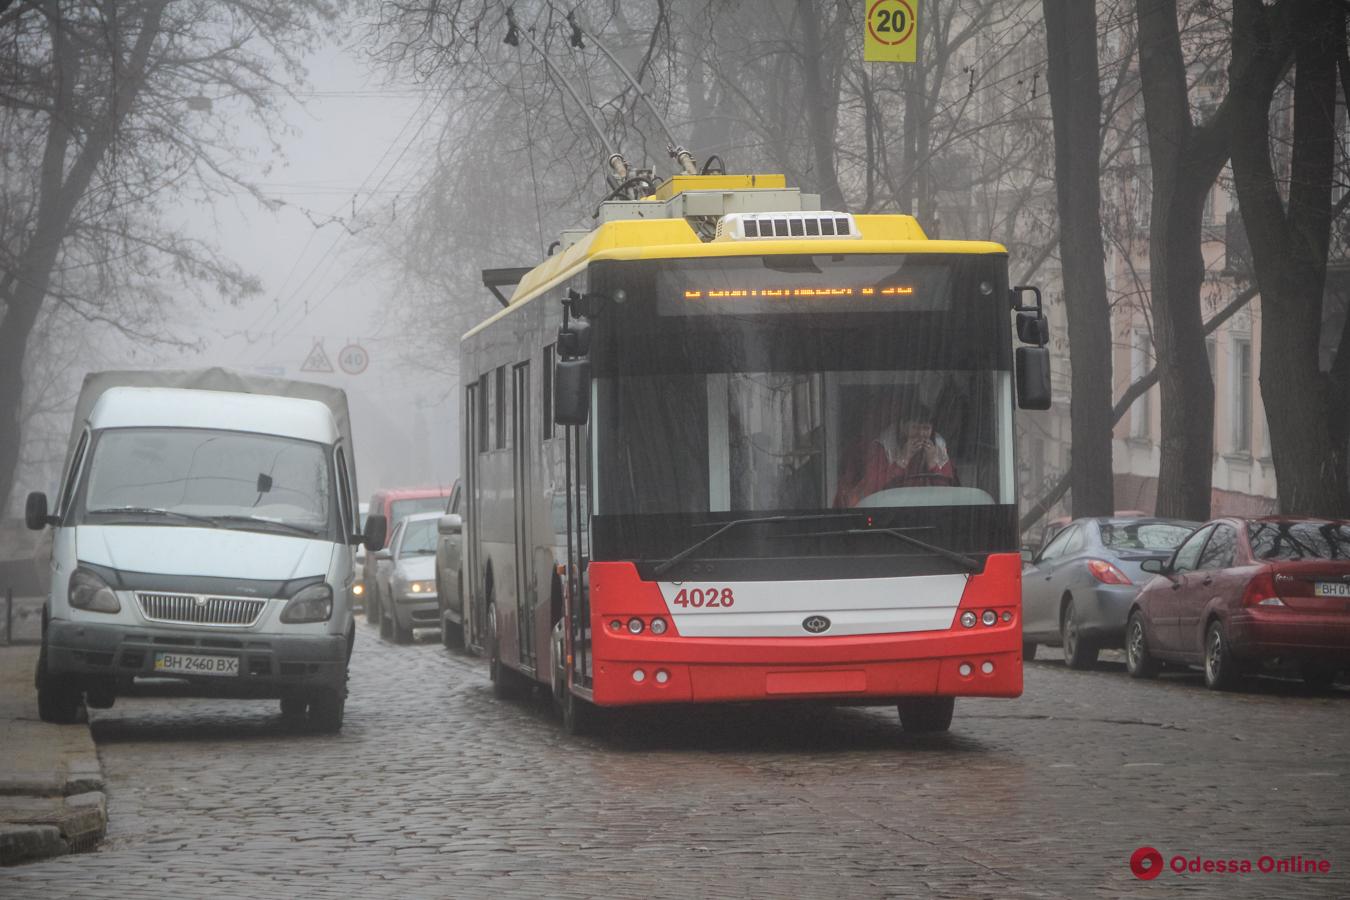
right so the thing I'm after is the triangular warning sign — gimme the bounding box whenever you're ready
[301,342,334,373]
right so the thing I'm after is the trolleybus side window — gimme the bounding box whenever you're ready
[495,365,507,450]
[479,376,493,454]
[543,344,556,440]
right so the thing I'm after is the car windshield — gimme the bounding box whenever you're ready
[398,519,438,555]
[1248,521,1350,560]
[83,428,332,533]
[1100,522,1195,552]
[391,497,447,525]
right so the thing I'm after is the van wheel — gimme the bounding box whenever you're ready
[897,697,955,733]
[487,602,528,701]
[364,587,379,625]
[440,575,466,650]
[35,639,83,725]
[307,688,345,733]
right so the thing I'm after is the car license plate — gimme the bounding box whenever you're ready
[1313,582,1350,598]
[153,652,239,676]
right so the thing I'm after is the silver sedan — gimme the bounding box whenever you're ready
[1022,517,1197,669]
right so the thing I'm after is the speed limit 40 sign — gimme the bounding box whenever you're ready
[865,0,918,63]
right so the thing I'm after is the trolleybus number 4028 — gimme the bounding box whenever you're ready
[670,587,736,609]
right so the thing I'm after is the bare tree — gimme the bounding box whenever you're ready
[0,0,339,513]
[1229,0,1349,515]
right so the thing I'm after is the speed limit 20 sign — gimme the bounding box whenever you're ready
[864,0,918,63]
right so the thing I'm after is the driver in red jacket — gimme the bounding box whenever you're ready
[834,400,956,507]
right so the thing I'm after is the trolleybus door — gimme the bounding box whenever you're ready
[464,381,484,653]
[512,362,537,670]
[563,420,591,688]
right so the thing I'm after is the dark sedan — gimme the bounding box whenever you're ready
[1022,517,1198,669]
[1126,517,1350,690]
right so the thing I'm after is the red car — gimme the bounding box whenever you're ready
[1126,517,1350,690]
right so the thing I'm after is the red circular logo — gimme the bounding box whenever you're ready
[1131,846,1164,880]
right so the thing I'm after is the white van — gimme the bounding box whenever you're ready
[26,369,386,732]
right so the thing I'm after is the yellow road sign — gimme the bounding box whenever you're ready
[864,0,918,63]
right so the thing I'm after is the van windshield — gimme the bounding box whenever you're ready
[83,428,333,536]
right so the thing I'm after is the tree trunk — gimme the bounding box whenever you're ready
[1230,0,1347,515]
[796,0,845,209]
[1136,0,1234,521]
[1042,0,1114,517]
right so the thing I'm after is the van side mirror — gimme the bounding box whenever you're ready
[25,492,52,530]
[555,358,591,425]
[362,513,388,551]
[1140,558,1170,576]
[1015,346,1051,410]
[438,513,463,535]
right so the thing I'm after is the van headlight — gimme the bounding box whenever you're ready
[280,583,333,624]
[69,568,121,613]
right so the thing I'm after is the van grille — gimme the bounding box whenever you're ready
[135,593,266,627]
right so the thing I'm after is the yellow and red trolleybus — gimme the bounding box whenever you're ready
[457,173,1050,734]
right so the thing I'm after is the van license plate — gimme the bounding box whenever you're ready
[153,652,239,676]
[1313,582,1350,598]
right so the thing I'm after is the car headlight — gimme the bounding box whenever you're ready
[351,582,365,597]
[69,568,120,613]
[280,582,333,624]
[407,580,436,595]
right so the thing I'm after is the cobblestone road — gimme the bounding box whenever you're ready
[2,627,1348,899]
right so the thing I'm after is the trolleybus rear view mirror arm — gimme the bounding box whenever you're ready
[1011,285,1049,346]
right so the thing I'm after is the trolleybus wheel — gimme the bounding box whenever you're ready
[897,696,955,733]
[488,602,529,700]
[561,685,602,736]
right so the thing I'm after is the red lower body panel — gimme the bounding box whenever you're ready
[584,557,1024,707]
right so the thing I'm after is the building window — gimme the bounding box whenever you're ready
[1232,338,1252,453]
[1130,329,1152,440]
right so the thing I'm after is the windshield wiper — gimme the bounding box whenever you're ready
[87,506,219,526]
[788,527,983,573]
[210,515,322,537]
[652,513,863,576]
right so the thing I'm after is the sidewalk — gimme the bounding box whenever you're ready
[0,645,107,866]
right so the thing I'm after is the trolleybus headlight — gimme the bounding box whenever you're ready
[649,617,668,635]
[610,619,623,631]
[960,611,977,628]
[1001,610,1013,623]
[632,668,647,683]
[958,662,973,677]
[981,610,997,626]
[655,669,670,684]
[627,617,644,634]
[981,661,995,675]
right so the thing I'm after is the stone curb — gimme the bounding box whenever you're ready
[0,788,107,865]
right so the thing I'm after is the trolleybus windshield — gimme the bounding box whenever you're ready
[584,253,1017,574]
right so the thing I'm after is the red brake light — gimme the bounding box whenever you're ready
[1242,571,1279,607]
[1087,559,1132,585]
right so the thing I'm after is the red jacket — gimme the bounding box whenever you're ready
[834,431,956,507]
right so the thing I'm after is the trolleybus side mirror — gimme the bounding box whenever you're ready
[363,514,388,552]
[555,358,591,425]
[1015,346,1052,410]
